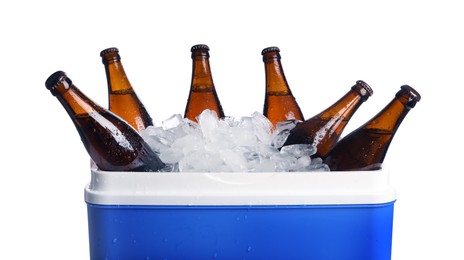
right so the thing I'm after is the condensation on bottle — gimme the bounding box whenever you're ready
[100,47,154,132]
[262,46,304,128]
[323,85,421,171]
[283,80,373,158]
[184,44,225,122]
[45,71,165,172]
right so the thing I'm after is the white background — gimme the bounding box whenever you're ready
[1,0,462,259]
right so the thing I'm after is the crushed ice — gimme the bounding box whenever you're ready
[141,110,330,173]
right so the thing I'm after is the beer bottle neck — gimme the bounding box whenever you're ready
[317,88,365,120]
[364,85,419,133]
[103,58,133,93]
[191,55,215,92]
[263,56,291,95]
[364,97,412,134]
[57,84,99,117]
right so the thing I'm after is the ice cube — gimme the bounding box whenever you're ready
[159,147,183,164]
[275,119,299,132]
[295,156,312,171]
[280,144,317,158]
[220,149,248,172]
[198,109,219,140]
[271,129,290,149]
[162,114,184,129]
[179,150,222,172]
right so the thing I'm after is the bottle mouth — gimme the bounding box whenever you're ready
[353,80,374,100]
[100,47,119,57]
[45,71,69,89]
[100,47,120,63]
[261,46,280,55]
[45,71,72,95]
[191,44,210,58]
[398,85,421,108]
[261,46,281,62]
[191,44,210,52]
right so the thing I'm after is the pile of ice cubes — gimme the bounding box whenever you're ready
[141,110,329,173]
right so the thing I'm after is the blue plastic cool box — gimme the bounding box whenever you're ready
[85,168,396,260]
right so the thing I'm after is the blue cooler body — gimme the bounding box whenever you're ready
[85,169,396,260]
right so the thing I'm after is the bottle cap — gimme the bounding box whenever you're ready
[191,44,210,58]
[100,47,119,57]
[398,85,421,108]
[354,80,374,100]
[45,71,72,95]
[191,44,210,52]
[261,46,280,55]
[100,47,121,64]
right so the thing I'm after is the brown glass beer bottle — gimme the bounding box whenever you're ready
[45,71,165,172]
[323,85,421,171]
[184,44,225,122]
[262,46,304,127]
[100,47,153,132]
[283,80,373,158]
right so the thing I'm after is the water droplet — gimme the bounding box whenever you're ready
[247,246,252,252]
[112,238,118,244]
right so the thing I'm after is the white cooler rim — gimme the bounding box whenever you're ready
[84,168,396,206]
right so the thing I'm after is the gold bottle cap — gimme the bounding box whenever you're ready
[261,46,280,55]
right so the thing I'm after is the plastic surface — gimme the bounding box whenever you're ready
[85,168,396,205]
[85,169,395,259]
[87,203,394,260]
